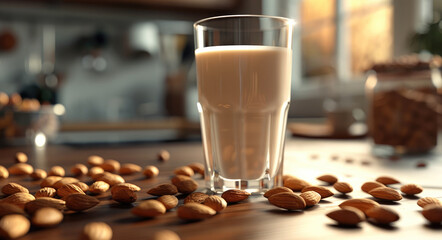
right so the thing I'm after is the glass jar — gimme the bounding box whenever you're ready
[365,62,441,156]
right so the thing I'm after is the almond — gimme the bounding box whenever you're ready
[100,159,120,173]
[268,192,306,210]
[53,177,79,189]
[203,195,227,212]
[157,195,179,210]
[369,187,402,201]
[95,172,125,186]
[221,189,251,203]
[8,163,33,175]
[283,177,311,191]
[142,165,159,178]
[40,176,63,188]
[366,206,400,224]
[2,192,35,209]
[301,186,334,199]
[110,183,141,195]
[30,169,47,180]
[65,194,100,211]
[174,166,194,177]
[0,166,8,179]
[326,207,365,225]
[1,183,29,195]
[317,174,338,184]
[119,163,141,175]
[57,183,85,198]
[184,192,209,204]
[152,230,180,240]
[147,183,178,196]
[87,155,104,166]
[74,182,89,192]
[361,181,385,193]
[171,175,198,194]
[376,176,400,185]
[188,162,204,176]
[300,191,321,207]
[400,184,423,195]
[112,188,137,204]
[157,150,170,162]
[339,198,380,214]
[422,204,442,224]
[264,187,293,198]
[25,197,66,214]
[48,166,65,177]
[177,203,216,220]
[417,197,442,208]
[88,166,104,177]
[0,214,30,239]
[32,207,63,227]
[71,164,88,176]
[81,222,112,240]
[89,181,110,194]
[0,203,26,217]
[131,200,166,217]
[333,182,353,194]
[14,152,28,163]
[35,187,57,198]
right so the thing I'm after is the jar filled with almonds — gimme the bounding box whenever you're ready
[365,56,441,155]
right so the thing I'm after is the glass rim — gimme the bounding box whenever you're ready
[193,14,295,30]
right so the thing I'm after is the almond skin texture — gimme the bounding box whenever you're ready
[333,182,353,194]
[40,176,63,188]
[0,166,9,179]
[366,206,400,224]
[417,197,442,208]
[142,165,159,178]
[184,192,209,204]
[95,172,125,186]
[53,177,79,189]
[32,207,63,227]
[369,187,402,201]
[152,230,181,240]
[110,183,141,195]
[326,207,365,225]
[157,150,170,162]
[0,203,26,217]
[300,191,321,207]
[89,181,110,194]
[131,200,166,217]
[171,175,198,194]
[119,163,141,175]
[147,183,178,196]
[30,169,47,180]
[221,189,251,203]
[8,163,33,175]
[400,184,423,195]
[339,198,380,214]
[14,152,28,163]
[174,166,194,177]
[376,176,400,185]
[2,192,35,209]
[203,195,227,212]
[25,197,66,215]
[48,166,65,177]
[87,155,104,166]
[268,192,306,210]
[65,194,100,211]
[422,204,442,224]
[317,174,338,184]
[157,195,179,210]
[112,188,137,204]
[284,177,311,191]
[100,159,120,173]
[361,181,385,193]
[301,186,334,199]
[35,187,57,198]
[177,203,216,220]
[81,222,112,240]
[264,187,293,198]
[73,182,89,192]
[88,167,104,177]
[1,183,29,195]
[0,214,30,239]
[188,162,204,176]
[71,164,88,176]
[57,183,85,198]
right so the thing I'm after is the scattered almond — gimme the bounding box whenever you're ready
[1,183,29,195]
[81,222,112,240]
[221,189,251,203]
[119,163,141,175]
[422,204,442,224]
[326,207,365,225]
[203,195,227,212]
[376,176,400,185]
[417,197,442,208]
[157,195,179,210]
[366,206,400,224]
[300,191,321,207]
[2,192,35,209]
[8,163,33,175]
[57,183,85,198]
[87,155,104,166]
[188,162,204,176]
[14,152,28,163]
[100,159,120,173]
[264,187,293,198]
[89,181,110,194]
[184,192,209,204]
[0,214,30,239]
[301,186,334,199]
[284,177,311,191]
[400,184,423,195]
[177,203,216,220]
[65,194,100,211]
[48,166,65,177]
[73,182,89,192]
[131,200,166,217]
[0,166,8,179]
[361,181,385,193]
[339,198,380,214]
[35,187,57,198]
[268,192,306,210]
[142,165,159,178]
[174,166,194,177]
[110,183,141,195]
[25,197,66,215]
[157,150,170,162]
[152,230,181,240]
[30,169,47,180]
[40,176,63,188]
[95,172,125,186]
[171,175,198,194]
[369,187,402,201]
[112,188,137,204]
[32,207,63,227]
[88,166,104,177]
[147,183,178,196]
[0,203,26,217]
[71,164,88,176]
[317,174,338,184]
[53,177,79,189]
[333,182,353,194]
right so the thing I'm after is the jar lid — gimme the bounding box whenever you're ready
[370,54,441,73]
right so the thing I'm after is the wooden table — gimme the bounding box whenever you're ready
[0,137,441,240]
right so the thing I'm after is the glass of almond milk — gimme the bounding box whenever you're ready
[194,15,294,194]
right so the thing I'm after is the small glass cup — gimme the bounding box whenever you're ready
[194,15,295,194]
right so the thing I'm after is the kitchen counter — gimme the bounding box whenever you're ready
[0,137,441,240]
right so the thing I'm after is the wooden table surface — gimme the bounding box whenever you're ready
[0,137,441,240]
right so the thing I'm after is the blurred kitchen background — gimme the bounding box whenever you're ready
[0,0,441,145]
